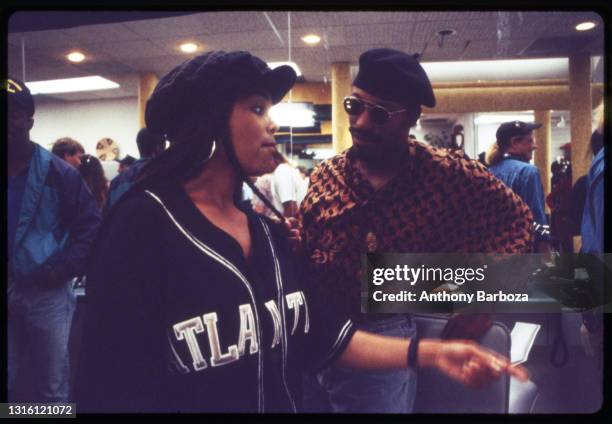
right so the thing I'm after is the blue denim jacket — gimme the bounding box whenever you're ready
[489,155,548,241]
[581,148,605,253]
[9,143,101,286]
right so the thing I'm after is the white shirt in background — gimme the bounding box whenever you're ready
[271,163,303,212]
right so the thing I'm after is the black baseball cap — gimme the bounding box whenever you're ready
[353,48,435,108]
[145,50,296,140]
[4,77,35,117]
[496,121,542,146]
[116,155,137,166]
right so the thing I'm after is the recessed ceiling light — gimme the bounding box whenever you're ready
[66,51,85,63]
[301,34,321,45]
[575,21,597,31]
[180,42,198,53]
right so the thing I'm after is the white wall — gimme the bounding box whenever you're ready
[30,97,140,159]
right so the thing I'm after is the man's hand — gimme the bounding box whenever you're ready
[419,339,530,389]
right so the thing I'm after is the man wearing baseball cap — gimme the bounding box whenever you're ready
[299,49,534,412]
[5,77,100,402]
[487,121,551,252]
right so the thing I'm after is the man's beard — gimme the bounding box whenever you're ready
[349,129,405,170]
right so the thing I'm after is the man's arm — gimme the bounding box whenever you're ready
[48,166,101,284]
[521,167,552,254]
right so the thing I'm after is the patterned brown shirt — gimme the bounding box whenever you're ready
[299,140,534,320]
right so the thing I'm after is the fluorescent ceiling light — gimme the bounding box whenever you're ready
[350,58,570,83]
[26,76,120,95]
[301,34,321,45]
[575,21,596,31]
[268,61,302,77]
[180,42,198,53]
[66,51,85,63]
[270,102,315,127]
[420,58,568,82]
[474,113,534,126]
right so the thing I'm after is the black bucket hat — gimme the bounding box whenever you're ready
[145,50,296,140]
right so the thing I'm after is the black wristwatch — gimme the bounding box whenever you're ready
[407,334,420,369]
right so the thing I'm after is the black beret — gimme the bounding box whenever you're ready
[496,121,542,146]
[146,51,296,139]
[353,48,435,108]
[4,77,35,117]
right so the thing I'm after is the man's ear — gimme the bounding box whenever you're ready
[509,136,522,148]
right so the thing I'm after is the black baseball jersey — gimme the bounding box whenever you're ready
[75,185,355,413]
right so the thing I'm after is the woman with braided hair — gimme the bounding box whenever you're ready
[75,51,527,413]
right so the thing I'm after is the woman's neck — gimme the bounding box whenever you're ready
[183,153,239,210]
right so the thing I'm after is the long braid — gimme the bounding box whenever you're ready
[244,176,286,223]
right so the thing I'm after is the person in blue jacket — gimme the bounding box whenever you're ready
[487,120,552,252]
[104,127,166,213]
[6,77,101,402]
[579,103,605,358]
[581,136,604,254]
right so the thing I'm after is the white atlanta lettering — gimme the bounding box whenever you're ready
[172,291,308,373]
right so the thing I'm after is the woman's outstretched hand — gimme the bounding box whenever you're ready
[419,339,530,389]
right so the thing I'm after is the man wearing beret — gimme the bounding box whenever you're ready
[299,49,534,412]
[6,77,101,402]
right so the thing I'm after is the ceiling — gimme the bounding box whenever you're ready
[7,10,605,102]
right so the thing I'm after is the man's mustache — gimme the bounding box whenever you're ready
[349,127,379,143]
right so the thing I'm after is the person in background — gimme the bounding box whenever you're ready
[477,151,487,166]
[579,102,605,362]
[51,137,85,169]
[105,128,166,212]
[487,121,552,254]
[116,155,137,174]
[271,151,303,218]
[252,151,283,219]
[6,77,101,403]
[547,142,573,253]
[569,130,604,240]
[79,154,109,211]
